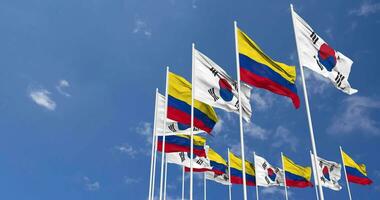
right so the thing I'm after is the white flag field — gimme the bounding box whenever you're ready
[193,48,252,122]
[255,154,285,187]
[166,151,212,170]
[311,153,342,191]
[292,9,357,95]
[206,171,230,185]
[155,92,203,136]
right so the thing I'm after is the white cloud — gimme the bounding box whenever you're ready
[302,68,330,95]
[328,96,380,135]
[251,90,275,111]
[83,176,100,191]
[324,28,334,40]
[133,19,152,37]
[261,187,292,198]
[115,143,138,158]
[272,126,298,152]
[124,177,141,184]
[191,0,198,9]
[244,123,269,140]
[29,88,56,111]
[56,79,71,97]
[136,122,153,143]
[350,1,380,16]
[213,119,224,135]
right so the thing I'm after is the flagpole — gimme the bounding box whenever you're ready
[234,20,248,200]
[290,4,324,200]
[204,173,207,200]
[253,152,259,200]
[163,158,168,200]
[182,166,185,200]
[190,43,195,200]
[151,132,158,200]
[281,152,289,200]
[228,148,232,200]
[340,146,353,200]
[159,67,170,200]
[310,151,320,200]
[149,88,159,200]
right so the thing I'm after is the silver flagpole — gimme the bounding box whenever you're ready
[204,172,207,200]
[190,43,195,200]
[159,67,170,200]
[228,148,232,200]
[233,20,248,200]
[253,152,259,200]
[149,89,159,200]
[310,151,320,200]
[281,152,289,200]
[290,4,324,200]
[340,146,353,200]
[163,158,168,200]
[182,166,185,200]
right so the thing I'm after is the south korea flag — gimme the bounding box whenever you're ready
[255,154,285,187]
[311,153,342,191]
[193,48,252,122]
[292,8,357,95]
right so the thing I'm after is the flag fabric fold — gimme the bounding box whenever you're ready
[311,153,342,191]
[166,151,212,170]
[237,27,300,108]
[283,155,313,188]
[155,92,203,136]
[205,148,230,185]
[342,150,373,185]
[193,48,252,122]
[229,151,256,186]
[292,9,357,95]
[167,72,218,133]
[255,154,284,187]
[157,135,207,157]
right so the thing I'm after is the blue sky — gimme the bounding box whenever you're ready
[0,0,379,199]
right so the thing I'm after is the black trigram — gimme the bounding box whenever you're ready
[234,100,240,110]
[265,176,271,184]
[262,162,268,170]
[335,72,345,88]
[196,159,204,165]
[310,32,319,44]
[209,67,219,76]
[179,152,186,162]
[208,88,219,101]
[168,124,177,132]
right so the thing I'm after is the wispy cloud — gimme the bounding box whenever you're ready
[136,121,153,143]
[244,123,269,140]
[29,88,56,111]
[191,0,198,9]
[114,143,138,158]
[124,177,141,184]
[261,187,292,198]
[133,19,152,37]
[83,176,100,191]
[272,126,299,152]
[56,79,71,97]
[328,96,380,136]
[251,90,275,111]
[349,1,380,16]
[213,119,224,135]
[302,68,330,95]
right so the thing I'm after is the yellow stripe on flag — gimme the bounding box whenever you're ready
[168,72,218,122]
[229,151,255,176]
[283,155,311,180]
[342,150,368,176]
[237,28,296,84]
[208,148,227,165]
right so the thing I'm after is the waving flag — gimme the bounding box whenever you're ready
[255,154,284,187]
[193,48,252,122]
[166,151,211,170]
[229,151,256,186]
[167,72,218,133]
[283,155,313,188]
[205,148,230,185]
[237,27,300,108]
[342,150,373,185]
[311,153,342,191]
[155,92,203,136]
[291,9,357,95]
[157,135,206,157]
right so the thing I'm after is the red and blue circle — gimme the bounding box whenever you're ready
[218,78,234,102]
[322,166,331,181]
[317,43,337,71]
[267,168,277,182]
